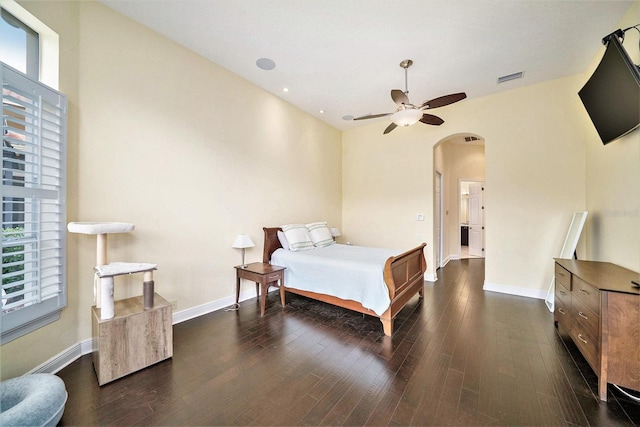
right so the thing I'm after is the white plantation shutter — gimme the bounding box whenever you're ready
[2,62,67,344]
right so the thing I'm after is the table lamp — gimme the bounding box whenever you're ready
[232,234,255,268]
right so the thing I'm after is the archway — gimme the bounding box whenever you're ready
[433,133,485,269]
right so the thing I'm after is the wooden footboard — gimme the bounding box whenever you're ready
[380,243,427,336]
[262,227,427,336]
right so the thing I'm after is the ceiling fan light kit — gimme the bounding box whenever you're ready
[354,59,467,134]
[391,108,423,126]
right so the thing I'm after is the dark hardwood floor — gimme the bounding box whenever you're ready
[57,259,640,426]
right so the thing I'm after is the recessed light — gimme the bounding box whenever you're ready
[319,110,325,114]
[282,87,289,92]
[256,58,276,71]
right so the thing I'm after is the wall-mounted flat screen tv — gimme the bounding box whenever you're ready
[578,32,640,145]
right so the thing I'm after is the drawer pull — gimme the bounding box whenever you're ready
[267,275,280,281]
[578,311,588,320]
[558,308,565,315]
[579,288,590,296]
[578,334,588,344]
[559,290,566,296]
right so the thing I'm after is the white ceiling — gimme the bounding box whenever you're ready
[99,0,633,131]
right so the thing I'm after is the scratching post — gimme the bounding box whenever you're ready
[96,233,108,307]
[143,270,154,310]
[100,277,114,319]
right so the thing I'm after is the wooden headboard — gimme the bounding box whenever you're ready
[262,227,283,263]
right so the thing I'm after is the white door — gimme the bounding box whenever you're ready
[468,182,484,257]
[435,172,442,268]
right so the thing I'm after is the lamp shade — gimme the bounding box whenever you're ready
[330,227,342,237]
[232,234,255,249]
[391,108,423,127]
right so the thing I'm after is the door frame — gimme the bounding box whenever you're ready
[435,170,443,269]
[459,179,485,258]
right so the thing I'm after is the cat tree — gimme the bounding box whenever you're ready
[67,222,172,385]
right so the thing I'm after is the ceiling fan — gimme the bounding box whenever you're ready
[354,59,467,134]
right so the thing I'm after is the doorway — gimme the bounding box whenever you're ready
[433,133,485,267]
[460,180,484,258]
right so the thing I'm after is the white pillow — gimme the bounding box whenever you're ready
[277,230,290,250]
[306,221,335,247]
[281,224,314,251]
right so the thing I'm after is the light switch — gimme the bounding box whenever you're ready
[416,213,425,221]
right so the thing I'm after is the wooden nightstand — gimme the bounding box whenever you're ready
[235,262,286,316]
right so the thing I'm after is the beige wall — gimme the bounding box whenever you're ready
[343,1,639,294]
[1,0,82,381]
[343,73,588,296]
[585,1,640,272]
[1,0,341,379]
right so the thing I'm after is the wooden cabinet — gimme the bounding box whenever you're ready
[554,259,640,401]
[92,293,173,386]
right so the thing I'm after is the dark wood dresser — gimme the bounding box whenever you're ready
[554,258,640,401]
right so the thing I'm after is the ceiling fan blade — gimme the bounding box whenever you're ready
[353,112,393,120]
[420,92,467,110]
[419,114,444,126]
[383,122,398,134]
[391,89,410,106]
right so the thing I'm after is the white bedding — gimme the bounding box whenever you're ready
[270,244,401,316]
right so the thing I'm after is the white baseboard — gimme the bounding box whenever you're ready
[27,338,94,375]
[172,287,271,324]
[424,272,437,282]
[483,281,547,300]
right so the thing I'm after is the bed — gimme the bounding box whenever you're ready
[262,226,427,336]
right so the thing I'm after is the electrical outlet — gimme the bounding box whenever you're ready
[416,213,425,221]
[170,300,177,310]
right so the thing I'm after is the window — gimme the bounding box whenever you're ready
[2,62,67,344]
[0,7,39,80]
[0,0,59,89]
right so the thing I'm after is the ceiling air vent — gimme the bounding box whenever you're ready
[497,71,524,84]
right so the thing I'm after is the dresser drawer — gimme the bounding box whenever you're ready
[555,281,571,307]
[572,276,600,315]
[572,323,600,373]
[572,296,599,341]
[555,263,571,290]
[554,294,572,334]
